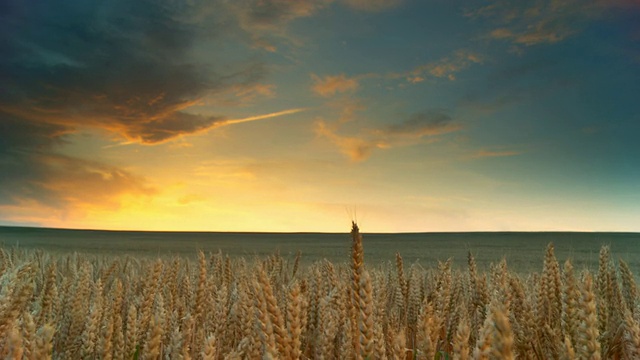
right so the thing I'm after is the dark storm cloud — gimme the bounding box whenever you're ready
[0,0,265,144]
[0,115,70,153]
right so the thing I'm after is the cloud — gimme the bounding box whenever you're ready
[233,84,277,102]
[466,0,579,46]
[0,0,269,224]
[231,0,406,51]
[316,111,462,161]
[311,49,483,96]
[315,121,382,161]
[467,0,640,47]
[0,118,156,222]
[0,119,157,226]
[0,0,315,226]
[232,0,334,51]
[342,0,404,12]
[107,108,305,144]
[471,149,521,158]
[379,112,462,137]
[396,50,483,83]
[311,74,360,97]
[224,108,307,125]
[0,0,271,146]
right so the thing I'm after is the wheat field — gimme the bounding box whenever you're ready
[0,223,639,359]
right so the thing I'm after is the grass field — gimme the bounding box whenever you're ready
[0,223,638,359]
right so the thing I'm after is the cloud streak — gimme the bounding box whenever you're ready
[225,108,307,125]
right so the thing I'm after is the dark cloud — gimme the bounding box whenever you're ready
[0,0,265,218]
[0,0,266,144]
[129,113,226,144]
[0,115,70,153]
[0,115,155,213]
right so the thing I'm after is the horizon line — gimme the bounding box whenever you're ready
[1,224,638,235]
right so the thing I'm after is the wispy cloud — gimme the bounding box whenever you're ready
[343,0,404,12]
[467,0,578,46]
[375,112,462,137]
[471,149,521,159]
[311,49,483,97]
[391,50,483,83]
[467,0,640,47]
[225,108,307,125]
[230,0,405,52]
[316,111,462,161]
[231,0,333,51]
[311,74,360,97]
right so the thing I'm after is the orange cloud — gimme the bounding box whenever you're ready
[315,121,383,161]
[311,74,360,97]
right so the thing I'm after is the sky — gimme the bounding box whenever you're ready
[1,0,639,232]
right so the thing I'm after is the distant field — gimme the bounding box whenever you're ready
[1,226,639,275]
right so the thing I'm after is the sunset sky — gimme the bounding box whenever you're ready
[1,0,639,232]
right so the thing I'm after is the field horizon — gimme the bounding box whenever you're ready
[3,224,640,235]
[2,225,639,277]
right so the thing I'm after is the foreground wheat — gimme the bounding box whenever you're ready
[0,224,638,359]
